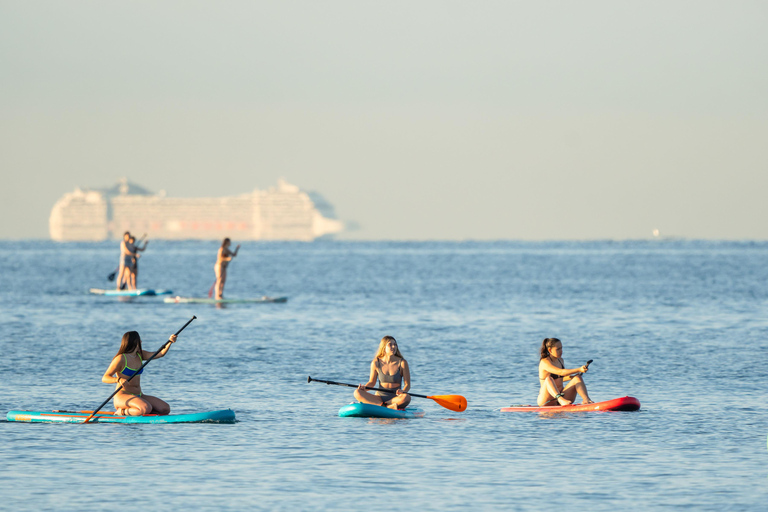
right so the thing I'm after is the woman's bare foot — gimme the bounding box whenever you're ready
[115,408,126,416]
[557,396,572,406]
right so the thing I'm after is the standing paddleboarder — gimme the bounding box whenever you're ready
[354,336,411,410]
[101,331,177,416]
[116,232,132,290]
[214,238,240,299]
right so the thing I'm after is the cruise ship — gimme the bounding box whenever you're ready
[49,179,344,241]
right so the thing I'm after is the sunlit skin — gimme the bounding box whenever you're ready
[214,239,240,300]
[116,232,131,290]
[355,338,411,410]
[101,334,177,416]
[537,340,593,406]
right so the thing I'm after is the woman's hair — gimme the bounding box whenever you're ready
[221,238,231,248]
[374,335,403,360]
[117,331,143,356]
[540,338,561,360]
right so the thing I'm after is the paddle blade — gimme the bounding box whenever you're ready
[427,395,467,412]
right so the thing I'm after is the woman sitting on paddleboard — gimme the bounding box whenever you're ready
[538,337,593,406]
[214,238,240,300]
[355,336,411,409]
[101,331,177,416]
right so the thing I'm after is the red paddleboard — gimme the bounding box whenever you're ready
[500,396,640,413]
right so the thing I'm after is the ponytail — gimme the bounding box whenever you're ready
[540,338,561,360]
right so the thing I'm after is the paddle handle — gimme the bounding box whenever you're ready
[84,316,197,423]
[307,376,427,399]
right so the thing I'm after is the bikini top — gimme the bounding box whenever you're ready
[376,359,402,385]
[120,353,144,377]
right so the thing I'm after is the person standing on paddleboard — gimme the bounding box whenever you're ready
[128,235,148,290]
[355,336,411,410]
[214,238,239,300]
[116,232,132,290]
[538,338,593,406]
[101,331,177,416]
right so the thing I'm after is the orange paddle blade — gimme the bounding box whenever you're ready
[427,395,467,412]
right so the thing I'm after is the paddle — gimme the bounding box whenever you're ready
[108,233,146,281]
[565,359,593,380]
[83,315,196,423]
[307,376,467,412]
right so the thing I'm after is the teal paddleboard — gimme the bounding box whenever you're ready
[90,288,173,297]
[6,409,236,424]
[338,403,425,419]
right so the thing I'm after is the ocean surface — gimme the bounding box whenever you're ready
[0,240,766,511]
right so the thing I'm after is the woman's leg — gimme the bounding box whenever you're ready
[120,267,131,290]
[113,393,153,416]
[354,387,385,406]
[384,393,411,410]
[116,263,125,289]
[141,395,171,415]
[215,269,227,299]
[563,375,593,404]
[537,377,571,406]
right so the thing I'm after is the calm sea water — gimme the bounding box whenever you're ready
[0,240,766,511]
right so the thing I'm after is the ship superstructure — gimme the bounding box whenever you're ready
[50,179,344,241]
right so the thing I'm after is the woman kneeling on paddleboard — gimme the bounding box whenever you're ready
[538,338,593,406]
[355,336,411,410]
[101,331,177,416]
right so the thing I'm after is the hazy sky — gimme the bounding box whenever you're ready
[2,1,767,240]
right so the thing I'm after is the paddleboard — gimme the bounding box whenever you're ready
[163,296,288,304]
[338,403,425,419]
[90,288,173,297]
[500,396,640,413]
[6,409,236,424]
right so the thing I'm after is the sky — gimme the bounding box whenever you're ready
[1,1,767,240]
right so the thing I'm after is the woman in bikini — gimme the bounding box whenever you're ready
[101,331,177,416]
[355,336,411,410]
[214,238,240,300]
[537,337,593,406]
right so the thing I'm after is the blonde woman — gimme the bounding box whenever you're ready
[537,337,593,406]
[355,336,411,409]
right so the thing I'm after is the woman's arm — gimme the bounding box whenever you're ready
[540,359,586,377]
[101,355,123,384]
[141,334,177,360]
[362,360,378,388]
[400,360,411,393]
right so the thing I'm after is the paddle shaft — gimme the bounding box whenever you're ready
[307,376,427,398]
[83,316,196,423]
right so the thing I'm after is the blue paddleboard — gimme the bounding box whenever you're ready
[338,403,425,419]
[6,409,236,424]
